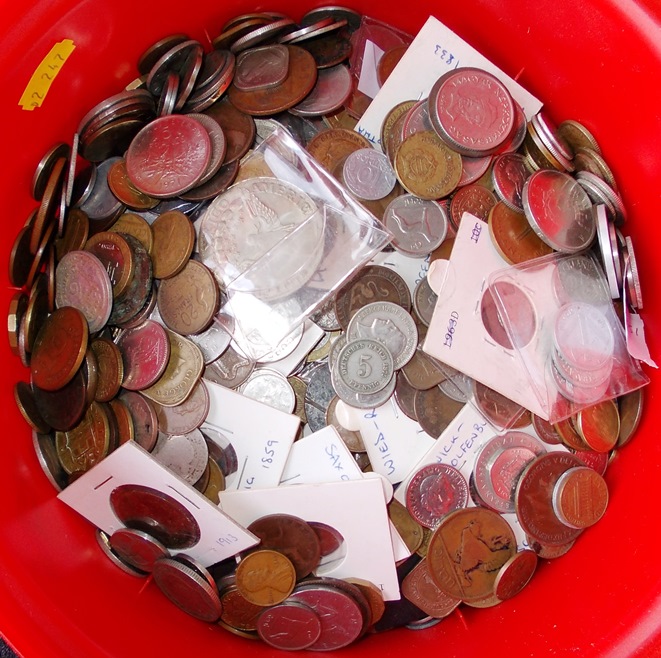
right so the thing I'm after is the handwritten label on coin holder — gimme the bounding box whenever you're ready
[219,477,400,600]
[356,15,543,149]
[488,253,650,422]
[58,442,258,566]
[204,380,300,491]
[199,127,391,361]
[357,398,436,483]
[424,213,548,418]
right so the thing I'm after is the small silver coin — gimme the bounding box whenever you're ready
[335,338,395,395]
[239,368,296,413]
[151,429,209,484]
[342,148,397,201]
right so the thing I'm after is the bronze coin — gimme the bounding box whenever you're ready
[401,348,446,391]
[109,212,153,255]
[55,400,110,474]
[153,379,209,436]
[449,183,497,230]
[532,414,563,445]
[32,367,88,431]
[203,98,255,165]
[228,46,317,116]
[204,345,255,389]
[55,208,90,262]
[298,27,352,68]
[344,578,386,626]
[150,210,195,279]
[13,381,51,434]
[81,117,147,163]
[553,416,590,451]
[157,260,219,335]
[179,159,240,202]
[31,306,88,392]
[427,507,516,602]
[109,483,201,549]
[118,390,159,452]
[525,535,576,559]
[83,347,99,407]
[394,372,419,421]
[574,399,620,453]
[413,386,464,438]
[109,398,135,445]
[23,274,50,354]
[108,527,169,573]
[247,513,321,579]
[514,452,585,546]
[32,142,70,201]
[26,221,56,291]
[235,549,297,606]
[493,549,538,601]
[85,231,135,299]
[201,458,226,504]
[552,466,609,529]
[472,381,530,430]
[306,128,372,173]
[325,396,365,452]
[381,100,416,164]
[401,558,461,618]
[307,521,345,558]
[617,388,644,448]
[377,44,408,86]
[9,226,33,288]
[218,584,264,632]
[107,159,159,211]
[31,156,66,255]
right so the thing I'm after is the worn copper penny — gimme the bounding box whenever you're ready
[109,483,201,549]
[307,521,345,558]
[449,184,497,230]
[235,549,297,606]
[406,463,469,528]
[473,380,530,429]
[32,368,88,431]
[552,466,609,529]
[31,307,88,392]
[574,399,620,453]
[31,156,66,255]
[90,338,124,402]
[55,401,110,474]
[126,114,211,197]
[617,388,644,448]
[247,513,321,579]
[394,372,419,421]
[553,417,590,451]
[306,127,372,173]
[109,398,134,444]
[150,210,195,280]
[203,97,255,164]
[257,601,322,650]
[109,213,154,255]
[85,231,135,299]
[493,549,538,601]
[118,390,159,452]
[401,558,461,618]
[107,158,159,210]
[157,260,219,335]
[427,507,516,602]
[229,46,317,116]
[515,452,585,546]
[413,386,464,438]
[154,380,209,435]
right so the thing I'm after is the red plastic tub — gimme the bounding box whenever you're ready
[1,1,660,656]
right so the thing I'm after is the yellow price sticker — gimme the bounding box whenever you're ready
[19,39,76,111]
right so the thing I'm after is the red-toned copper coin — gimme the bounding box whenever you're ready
[532,414,563,445]
[107,158,159,210]
[306,127,372,174]
[13,381,51,434]
[552,466,609,529]
[401,558,461,618]
[179,159,240,202]
[116,320,170,391]
[515,452,585,546]
[203,97,255,165]
[126,115,211,197]
[413,385,464,438]
[9,226,33,288]
[257,601,322,650]
[427,507,516,602]
[377,44,408,86]
[109,398,134,444]
[55,208,90,261]
[108,527,169,573]
[219,584,264,631]
[110,483,201,549]
[572,449,609,476]
[449,184,497,230]
[493,549,538,601]
[554,417,590,451]
[150,210,195,280]
[30,306,88,392]
[406,464,469,528]
[85,231,134,299]
[90,338,123,402]
[308,521,345,558]
[472,380,530,429]
[32,367,88,431]
[154,380,209,436]
[118,390,159,452]
[247,514,321,580]
[574,399,620,453]
[480,281,536,351]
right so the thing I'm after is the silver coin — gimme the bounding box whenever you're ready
[331,360,397,410]
[531,112,574,168]
[335,338,394,395]
[108,527,170,573]
[413,276,437,327]
[491,152,530,212]
[234,45,290,92]
[437,365,472,403]
[549,355,609,405]
[289,64,353,118]
[304,362,335,432]
[257,322,305,363]
[346,301,418,370]
[328,332,347,370]
[575,170,626,226]
[623,236,643,310]
[594,205,620,299]
[78,156,124,222]
[522,169,595,253]
[382,193,448,257]
[151,429,209,484]
[342,148,397,201]
[188,319,232,365]
[551,254,611,306]
[239,368,296,413]
[96,529,147,577]
[310,296,341,331]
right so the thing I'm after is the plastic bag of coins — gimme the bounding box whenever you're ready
[4,3,656,658]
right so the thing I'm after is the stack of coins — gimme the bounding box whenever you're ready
[7,6,649,652]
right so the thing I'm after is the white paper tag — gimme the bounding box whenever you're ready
[371,249,430,296]
[357,40,385,99]
[356,15,543,148]
[204,380,300,490]
[624,291,658,368]
[358,398,436,484]
[58,442,258,566]
[219,479,400,600]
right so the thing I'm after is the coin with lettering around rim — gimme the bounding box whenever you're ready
[116,320,170,391]
[257,600,322,650]
[336,338,394,395]
[235,549,297,607]
[552,466,609,529]
[401,558,461,619]
[84,231,134,300]
[107,158,159,211]
[109,212,153,254]
[558,120,601,155]
[306,127,372,174]
[493,549,538,601]
[449,184,497,231]
[30,306,88,392]
[342,148,397,201]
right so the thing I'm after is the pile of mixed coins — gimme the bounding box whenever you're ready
[7,5,647,652]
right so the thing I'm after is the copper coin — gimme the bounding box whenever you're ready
[219,584,263,632]
[427,507,516,602]
[514,452,585,546]
[108,398,134,444]
[449,184,497,230]
[150,210,195,279]
[157,260,219,335]
[91,338,123,402]
[553,417,590,451]
[344,578,386,626]
[179,159,240,202]
[306,127,372,173]
[154,380,209,436]
[401,348,446,391]
[289,64,353,117]
[480,280,536,351]
[394,130,463,200]
[203,98,255,165]
[473,380,529,429]
[493,549,538,601]
[325,396,365,452]
[108,527,169,573]
[394,372,419,421]
[55,208,90,261]
[574,399,620,453]
[31,156,66,255]
[298,26,352,68]
[525,535,576,560]
[307,521,345,558]
[152,557,222,622]
[406,464,469,528]
[32,142,70,201]
[31,306,88,392]
[26,220,56,291]
[401,558,461,618]
[257,601,322,650]
[55,250,113,332]
[126,115,211,197]
[572,449,609,476]
[234,44,290,91]
[201,458,225,504]
[247,513,321,579]
[228,46,317,116]
[235,549,296,606]
[32,368,88,431]
[617,388,644,448]
[81,118,148,164]
[413,386,464,438]
[23,275,50,354]
[334,265,411,330]
[9,226,33,288]
[116,320,170,391]
[107,159,159,211]
[376,44,408,85]
[138,34,190,75]
[33,431,69,492]
[109,212,153,254]
[387,499,424,555]
[552,466,609,529]
[84,231,134,299]
[110,483,201,549]
[55,401,110,474]
[488,201,554,265]
[118,390,159,452]
[532,414,563,445]
[13,381,51,434]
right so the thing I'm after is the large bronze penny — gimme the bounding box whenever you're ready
[306,127,372,173]
[203,98,255,164]
[150,210,195,280]
[235,549,296,606]
[413,385,464,438]
[55,401,110,474]
[218,584,263,631]
[427,507,516,602]
[31,306,88,392]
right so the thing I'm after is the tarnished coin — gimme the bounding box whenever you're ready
[289,64,353,117]
[427,507,516,602]
[414,386,464,438]
[574,399,620,453]
[109,212,154,254]
[401,348,445,391]
[90,338,123,402]
[532,414,563,445]
[126,115,211,197]
[32,368,88,432]
[306,127,372,173]
[107,158,159,210]
[449,184,497,231]
[84,230,134,300]
[235,549,296,606]
[493,549,538,601]
[412,278,438,328]
[203,97,255,165]
[342,148,397,201]
[394,131,463,200]
[118,390,159,452]
[154,379,209,436]
[558,120,601,155]
[257,601,322,650]
[401,558,461,619]
[552,466,609,529]
[473,380,529,430]
[617,388,644,448]
[14,381,51,434]
[31,306,88,392]
[116,320,170,391]
[150,210,196,280]
[108,527,169,573]
[55,401,110,474]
